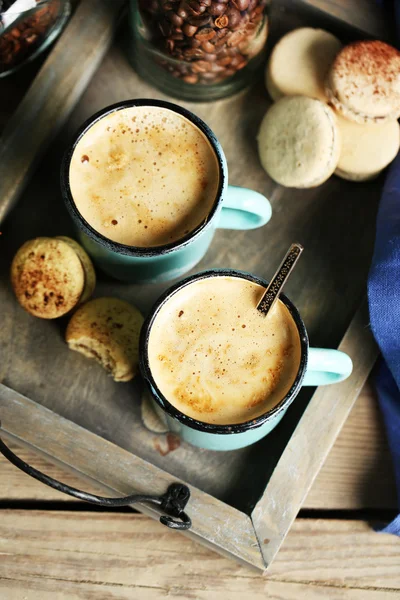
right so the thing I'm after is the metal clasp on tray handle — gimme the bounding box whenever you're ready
[0,424,191,531]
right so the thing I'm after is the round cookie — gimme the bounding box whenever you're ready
[11,237,85,319]
[257,96,341,188]
[325,41,400,124]
[335,113,400,181]
[66,297,144,382]
[266,27,342,102]
[56,236,96,304]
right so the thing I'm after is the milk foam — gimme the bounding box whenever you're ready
[148,276,302,425]
[69,106,220,247]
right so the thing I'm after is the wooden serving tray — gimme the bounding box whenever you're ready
[0,0,387,571]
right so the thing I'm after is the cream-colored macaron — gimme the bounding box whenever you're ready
[258,96,340,188]
[56,236,96,304]
[325,40,400,124]
[335,113,400,181]
[66,297,144,382]
[266,27,342,102]
[11,237,85,319]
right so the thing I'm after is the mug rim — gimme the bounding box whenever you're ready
[139,269,309,435]
[60,98,227,258]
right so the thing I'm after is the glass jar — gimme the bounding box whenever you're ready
[0,0,71,78]
[130,0,268,101]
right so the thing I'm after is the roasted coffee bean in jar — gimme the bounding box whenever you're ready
[0,0,70,77]
[129,0,268,101]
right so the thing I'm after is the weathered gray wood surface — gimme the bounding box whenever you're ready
[0,0,124,224]
[0,0,389,571]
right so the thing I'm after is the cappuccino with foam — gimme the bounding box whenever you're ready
[148,275,302,425]
[69,106,220,247]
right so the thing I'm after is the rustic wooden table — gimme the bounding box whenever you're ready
[1,1,399,595]
[1,380,399,599]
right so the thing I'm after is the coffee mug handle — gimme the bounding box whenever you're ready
[217,185,272,230]
[302,348,353,386]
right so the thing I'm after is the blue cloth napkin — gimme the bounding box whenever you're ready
[368,1,400,535]
[368,153,400,535]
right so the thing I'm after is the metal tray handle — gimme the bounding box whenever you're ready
[0,424,191,531]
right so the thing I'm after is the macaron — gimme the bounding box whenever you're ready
[325,40,400,124]
[335,113,400,181]
[265,27,342,102]
[11,237,85,319]
[257,96,341,188]
[56,236,96,304]
[66,297,144,382]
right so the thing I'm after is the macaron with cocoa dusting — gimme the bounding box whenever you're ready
[325,40,400,124]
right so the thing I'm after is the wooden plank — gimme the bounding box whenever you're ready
[0,0,124,224]
[305,380,398,510]
[0,512,399,598]
[0,384,265,571]
[0,380,396,510]
[252,300,379,569]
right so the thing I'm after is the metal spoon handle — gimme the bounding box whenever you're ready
[257,243,304,317]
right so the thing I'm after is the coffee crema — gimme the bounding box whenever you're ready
[148,276,302,425]
[69,106,220,247]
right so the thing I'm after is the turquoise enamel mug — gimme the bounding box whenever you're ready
[139,269,353,451]
[60,99,271,283]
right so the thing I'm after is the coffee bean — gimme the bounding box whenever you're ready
[182,22,198,36]
[216,55,232,66]
[165,38,175,52]
[190,37,202,47]
[203,52,217,61]
[200,40,215,52]
[208,2,226,16]
[227,29,246,46]
[183,73,199,83]
[200,71,217,79]
[166,11,184,26]
[177,4,189,18]
[225,7,241,28]
[194,27,216,41]
[214,14,229,28]
[185,0,203,16]
[184,47,204,58]
[232,0,250,9]
[187,14,211,26]
[191,61,208,73]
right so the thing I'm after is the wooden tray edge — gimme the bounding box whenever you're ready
[251,297,378,570]
[0,384,266,571]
